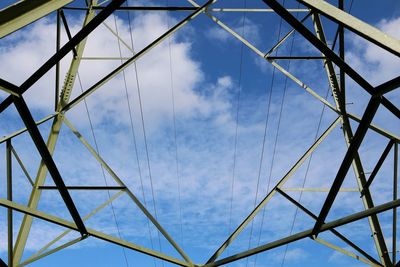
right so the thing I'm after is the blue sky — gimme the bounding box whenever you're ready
[0,0,399,266]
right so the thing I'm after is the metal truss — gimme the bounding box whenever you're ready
[0,0,399,266]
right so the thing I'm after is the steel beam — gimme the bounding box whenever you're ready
[204,198,400,267]
[59,10,78,58]
[282,187,358,192]
[394,142,398,264]
[18,237,85,267]
[64,6,309,12]
[0,0,73,38]
[0,114,56,145]
[297,0,400,57]
[375,76,400,96]
[12,96,87,236]
[312,96,381,235]
[360,140,395,196]
[313,237,378,266]
[38,186,126,190]
[6,140,13,267]
[11,147,34,187]
[0,78,20,97]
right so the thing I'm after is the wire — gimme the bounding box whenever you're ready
[123,1,164,263]
[124,3,159,265]
[228,0,248,248]
[166,0,184,246]
[280,85,330,267]
[245,46,277,267]
[76,72,130,267]
[253,1,289,265]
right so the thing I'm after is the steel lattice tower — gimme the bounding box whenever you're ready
[0,0,399,266]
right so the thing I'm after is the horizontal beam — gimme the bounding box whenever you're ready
[282,187,358,192]
[267,56,325,60]
[38,186,127,190]
[64,6,309,12]
[0,0,73,38]
[298,0,400,57]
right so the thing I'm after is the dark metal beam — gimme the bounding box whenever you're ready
[338,0,345,108]
[59,9,78,58]
[266,56,326,60]
[360,139,394,197]
[394,142,398,264]
[276,188,382,266]
[6,140,13,267]
[312,95,381,236]
[12,96,87,236]
[55,9,61,110]
[38,186,126,190]
[0,78,20,97]
[375,76,400,96]
[262,0,400,120]
[0,0,126,112]
[0,258,7,267]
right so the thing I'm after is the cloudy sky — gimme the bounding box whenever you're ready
[0,0,399,266]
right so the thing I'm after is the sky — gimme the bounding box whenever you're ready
[0,0,399,266]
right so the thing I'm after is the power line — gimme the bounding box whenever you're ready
[123,4,156,266]
[228,0,248,248]
[122,3,164,263]
[76,72,130,267]
[124,3,160,265]
[166,0,184,245]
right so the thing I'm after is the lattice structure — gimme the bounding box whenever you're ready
[0,0,399,266]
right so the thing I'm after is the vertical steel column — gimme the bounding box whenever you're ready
[55,9,61,110]
[338,0,345,103]
[394,142,398,263]
[6,140,13,267]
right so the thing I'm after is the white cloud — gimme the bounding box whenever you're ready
[346,17,400,86]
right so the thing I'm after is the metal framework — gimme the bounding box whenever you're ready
[0,0,399,266]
